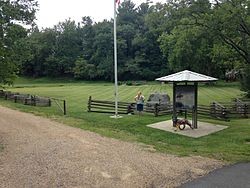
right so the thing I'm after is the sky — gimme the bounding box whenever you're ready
[35,0,166,29]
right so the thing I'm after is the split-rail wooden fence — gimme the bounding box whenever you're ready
[88,96,249,120]
[0,90,67,115]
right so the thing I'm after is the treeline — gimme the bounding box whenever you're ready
[15,1,168,81]
[2,0,250,92]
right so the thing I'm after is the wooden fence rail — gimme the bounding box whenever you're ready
[88,96,135,114]
[210,102,229,120]
[2,91,248,119]
[88,96,173,116]
[0,90,66,115]
[231,98,249,118]
[87,96,249,119]
[145,103,173,116]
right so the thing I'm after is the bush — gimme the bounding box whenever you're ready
[126,81,133,86]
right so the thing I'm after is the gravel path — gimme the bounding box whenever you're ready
[0,106,223,188]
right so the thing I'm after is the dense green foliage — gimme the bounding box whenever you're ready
[1,0,250,94]
[1,78,249,162]
[0,0,38,84]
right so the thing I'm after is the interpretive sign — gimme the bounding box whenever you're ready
[175,85,195,110]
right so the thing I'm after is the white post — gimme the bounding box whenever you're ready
[111,0,122,118]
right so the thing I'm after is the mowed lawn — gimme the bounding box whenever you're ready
[0,78,249,162]
[5,78,242,116]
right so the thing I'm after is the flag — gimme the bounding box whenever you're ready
[116,0,120,5]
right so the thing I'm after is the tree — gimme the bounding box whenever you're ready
[177,0,250,65]
[0,0,38,84]
[92,21,114,80]
[159,0,249,76]
[117,0,168,80]
[52,19,82,76]
[159,0,219,75]
[184,0,250,93]
[73,57,96,80]
[13,0,248,94]
[80,16,95,62]
[19,28,57,77]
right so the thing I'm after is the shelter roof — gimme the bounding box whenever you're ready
[156,70,218,82]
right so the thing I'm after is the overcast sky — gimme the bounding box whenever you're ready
[35,0,166,29]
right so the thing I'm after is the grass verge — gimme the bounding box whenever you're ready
[0,78,249,163]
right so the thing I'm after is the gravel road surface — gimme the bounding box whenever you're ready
[0,106,223,188]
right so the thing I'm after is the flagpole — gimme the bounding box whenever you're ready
[111,0,121,118]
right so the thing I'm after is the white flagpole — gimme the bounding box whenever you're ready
[111,0,121,118]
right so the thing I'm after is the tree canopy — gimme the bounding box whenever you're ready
[2,0,250,94]
[0,0,38,85]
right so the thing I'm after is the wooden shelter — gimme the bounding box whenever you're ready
[156,70,218,129]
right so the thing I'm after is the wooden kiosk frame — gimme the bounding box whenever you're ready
[173,82,198,128]
[156,70,217,129]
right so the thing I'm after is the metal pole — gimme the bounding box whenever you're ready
[114,0,118,116]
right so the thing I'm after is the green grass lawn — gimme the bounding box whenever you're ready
[0,77,249,163]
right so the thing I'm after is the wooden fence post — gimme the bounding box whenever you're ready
[222,107,227,120]
[63,100,66,115]
[88,96,92,112]
[154,103,159,117]
[210,102,215,117]
[33,96,36,106]
[244,104,247,118]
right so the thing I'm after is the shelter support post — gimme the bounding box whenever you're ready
[193,83,198,129]
[173,82,177,127]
